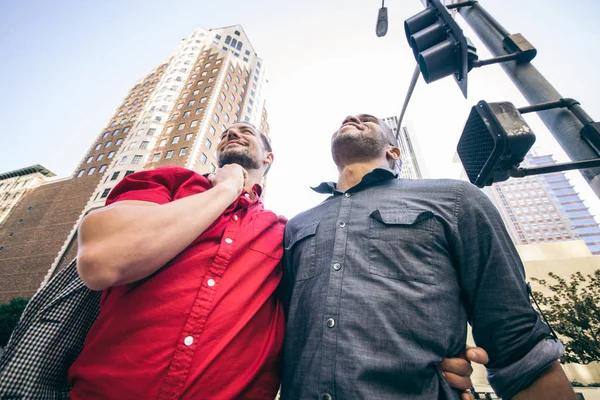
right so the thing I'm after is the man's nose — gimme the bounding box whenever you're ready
[342,115,360,126]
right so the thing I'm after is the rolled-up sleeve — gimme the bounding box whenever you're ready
[453,182,563,398]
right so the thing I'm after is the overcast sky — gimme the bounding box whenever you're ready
[1,0,599,218]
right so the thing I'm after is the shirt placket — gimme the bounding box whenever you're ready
[319,191,353,400]
[158,203,248,400]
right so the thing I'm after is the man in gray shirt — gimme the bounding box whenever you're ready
[280,114,574,399]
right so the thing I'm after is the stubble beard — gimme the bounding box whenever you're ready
[331,132,387,167]
[218,148,261,170]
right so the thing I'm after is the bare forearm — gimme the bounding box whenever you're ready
[512,361,574,400]
[77,184,238,289]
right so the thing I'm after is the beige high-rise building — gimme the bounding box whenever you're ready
[0,25,270,303]
[0,165,55,225]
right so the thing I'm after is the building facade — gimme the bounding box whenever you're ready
[483,150,600,255]
[0,25,270,303]
[0,165,55,225]
[381,117,428,179]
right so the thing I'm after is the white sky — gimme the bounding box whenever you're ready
[1,0,599,219]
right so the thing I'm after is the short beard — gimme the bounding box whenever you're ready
[218,149,261,170]
[331,133,387,167]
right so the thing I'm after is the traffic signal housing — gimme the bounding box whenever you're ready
[457,101,536,187]
[404,0,474,97]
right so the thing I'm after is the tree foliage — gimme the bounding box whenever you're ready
[0,297,29,348]
[531,270,600,364]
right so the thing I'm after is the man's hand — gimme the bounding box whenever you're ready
[440,346,489,400]
[208,164,247,196]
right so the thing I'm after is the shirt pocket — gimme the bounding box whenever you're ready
[248,212,285,260]
[368,208,436,284]
[285,221,319,281]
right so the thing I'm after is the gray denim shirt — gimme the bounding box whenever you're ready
[280,168,562,400]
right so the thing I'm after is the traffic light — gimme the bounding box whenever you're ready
[404,0,475,97]
[457,101,536,187]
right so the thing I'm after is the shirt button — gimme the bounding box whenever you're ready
[338,221,346,228]
[244,193,250,198]
[344,192,351,197]
[332,263,341,271]
[207,278,215,287]
[233,215,239,221]
[225,238,233,244]
[184,336,194,346]
[326,318,335,328]
[321,393,332,400]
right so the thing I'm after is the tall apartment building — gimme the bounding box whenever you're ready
[381,117,428,179]
[483,150,600,255]
[0,25,270,303]
[0,165,55,225]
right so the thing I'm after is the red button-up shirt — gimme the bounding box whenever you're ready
[68,167,286,399]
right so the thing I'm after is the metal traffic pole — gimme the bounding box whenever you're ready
[457,1,600,198]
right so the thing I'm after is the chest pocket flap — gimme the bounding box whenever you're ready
[285,221,319,281]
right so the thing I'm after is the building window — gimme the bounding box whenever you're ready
[105,141,112,148]
[132,155,143,164]
[125,170,134,177]
[116,138,123,146]
[95,143,102,150]
[217,103,223,111]
[185,133,193,141]
[111,172,119,181]
[108,151,115,159]
[88,167,96,175]
[140,141,149,149]
[77,170,85,178]
[200,97,207,104]
[86,156,93,163]
[165,126,173,134]
[183,111,190,118]
[179,147,188,156]
[178,123,185,130]
[190,120,199,127]
[152,153,160,162]
[213,115,219,123]
[209,164,216,173]
[101,188,111,199]
[103,132,110,139]
[205,138,212,149]
[200,153,208,164]
[120,156,128,165]
[98,164,107,173]
[209,126,216,135]
[172,136,180,144]
[165,150,174,159]
[159,139,167,147]
[195,108,203,115]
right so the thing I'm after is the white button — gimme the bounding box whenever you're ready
[339,221,346,228]
[344,192,351,198]
[225,238,233,244]
[333,263,341,271]
[184,336,194,346]
[326,318,335,328]
[233,215,239,221]
[207,278,215,287]
[244,193,250,198]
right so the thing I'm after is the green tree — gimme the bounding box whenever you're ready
[0,297,29,348]
[531,270,600,364]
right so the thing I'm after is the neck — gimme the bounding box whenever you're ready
[336,160,387,192]
[244,169,263,199]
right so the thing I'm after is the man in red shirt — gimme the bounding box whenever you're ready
[68,122,486,399]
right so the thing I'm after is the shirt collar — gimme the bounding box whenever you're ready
[311,167,399,195]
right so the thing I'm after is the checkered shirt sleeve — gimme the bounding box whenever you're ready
[0,259,101,399]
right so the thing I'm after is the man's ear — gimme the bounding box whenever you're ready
[263,152,274,167]
[386,146,400,161]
